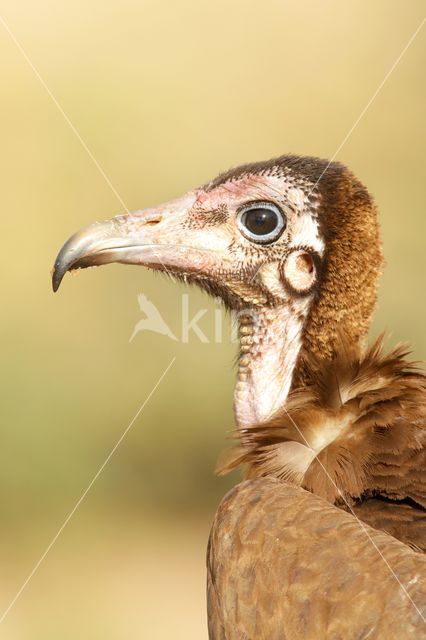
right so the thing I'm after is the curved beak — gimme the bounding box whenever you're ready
[52,192,229,292]
[52,218,132,291]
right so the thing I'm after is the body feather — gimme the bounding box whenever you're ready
[218,336,426,549]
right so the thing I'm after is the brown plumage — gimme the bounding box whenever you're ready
[208,479,426,640]
[218,335,426,550]
[52,154,426,638]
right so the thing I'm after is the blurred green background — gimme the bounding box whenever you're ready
[0,1,425,637]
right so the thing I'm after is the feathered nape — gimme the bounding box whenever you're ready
[218,336,426,506]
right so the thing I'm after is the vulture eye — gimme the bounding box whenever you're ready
[237,202,286,244]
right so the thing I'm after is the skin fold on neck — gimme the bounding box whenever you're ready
[234,301,309,429]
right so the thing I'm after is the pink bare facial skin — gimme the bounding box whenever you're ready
[53,170,324,429]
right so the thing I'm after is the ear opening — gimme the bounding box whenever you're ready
[279,249,321,296]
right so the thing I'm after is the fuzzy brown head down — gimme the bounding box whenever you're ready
[286,159,384,384]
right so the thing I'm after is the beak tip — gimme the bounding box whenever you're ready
[51,259,65,293]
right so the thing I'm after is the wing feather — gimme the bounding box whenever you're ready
[207,478,426,640]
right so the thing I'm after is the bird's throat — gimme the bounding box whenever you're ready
[234,304,306,429]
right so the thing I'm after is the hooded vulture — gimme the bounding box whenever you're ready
[53,155,426,639]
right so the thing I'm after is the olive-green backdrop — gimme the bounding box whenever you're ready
[1,1,425,637]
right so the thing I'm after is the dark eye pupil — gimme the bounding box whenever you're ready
[243,208,279,235]
[238,202,286,244]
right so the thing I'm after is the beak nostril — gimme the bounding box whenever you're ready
[144,215,162,226]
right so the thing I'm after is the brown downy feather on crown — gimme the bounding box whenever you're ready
[218,335,426,507]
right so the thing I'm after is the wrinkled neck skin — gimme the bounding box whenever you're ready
[234,301,308,429]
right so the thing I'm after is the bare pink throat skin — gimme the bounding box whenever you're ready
[234,303,307,429]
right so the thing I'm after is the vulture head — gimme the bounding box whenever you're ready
[52,155,383,428]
